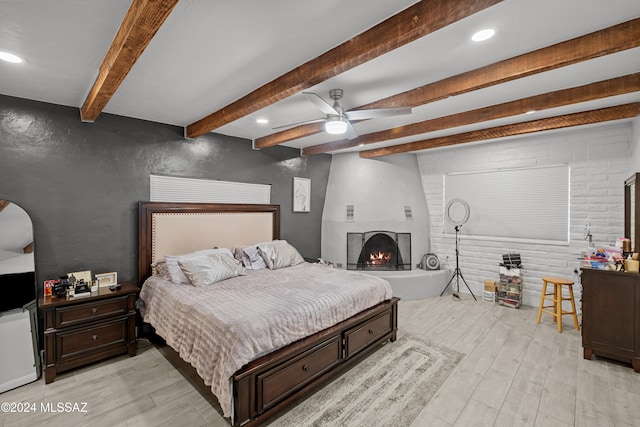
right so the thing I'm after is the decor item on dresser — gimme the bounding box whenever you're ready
[39,281,138,383]
[137,202,399,427]
[581,268,639,373]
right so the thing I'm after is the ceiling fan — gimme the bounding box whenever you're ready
[274,89,412,139]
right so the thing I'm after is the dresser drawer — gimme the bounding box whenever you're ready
[56,317,128,363]
[55,296,129,328]
[345,309,393,358]
[257,336,341,411]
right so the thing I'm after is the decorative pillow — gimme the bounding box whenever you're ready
[257,240,305,270]
[234,246,268,270]
[164,248,235,284]
[177,253,245,287]
[151,260,172,282]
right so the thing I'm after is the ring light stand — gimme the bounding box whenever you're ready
[440,198,477,301]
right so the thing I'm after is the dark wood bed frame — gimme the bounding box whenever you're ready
[138,202,399,426]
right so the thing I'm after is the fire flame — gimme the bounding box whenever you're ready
[368,251,391,265]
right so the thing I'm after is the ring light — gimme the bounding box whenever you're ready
[445,198,470,227]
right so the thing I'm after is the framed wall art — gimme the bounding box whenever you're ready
[293,177,310,212]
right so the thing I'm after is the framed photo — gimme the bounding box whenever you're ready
[293,177,311,212]
[67,270,92,286]
[96,272,118,288]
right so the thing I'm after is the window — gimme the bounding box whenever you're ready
[444,165,569,243]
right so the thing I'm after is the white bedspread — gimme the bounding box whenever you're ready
[138,263,393,418]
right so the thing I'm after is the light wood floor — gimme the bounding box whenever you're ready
[1,296,638,427]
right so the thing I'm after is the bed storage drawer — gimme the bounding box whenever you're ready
[55,296,129,328]
[257,335,341,411]
[344,309,394,358]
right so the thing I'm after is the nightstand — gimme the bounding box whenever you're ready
[39,281,138,384]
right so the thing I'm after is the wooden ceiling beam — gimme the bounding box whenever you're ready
[260,17,640,148]
[360,18,640,110]
[23,242,33,254]
[256,123,326,148]
[302,73,640,155]
[186,0,503,138]
[80,0,179,122]
[359,103,640,158]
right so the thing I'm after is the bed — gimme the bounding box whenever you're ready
[137,202,399,426]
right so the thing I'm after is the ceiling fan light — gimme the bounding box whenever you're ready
[325,116,348,134]
[0,51,22,63]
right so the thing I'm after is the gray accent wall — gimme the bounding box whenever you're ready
[0,95,331,294]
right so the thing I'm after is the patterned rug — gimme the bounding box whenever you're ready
[271,335,464,427]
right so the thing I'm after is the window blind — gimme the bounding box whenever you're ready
[150,175,271,204]
[443,165,569,243]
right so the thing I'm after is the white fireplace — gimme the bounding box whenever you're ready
[321,153,445,299]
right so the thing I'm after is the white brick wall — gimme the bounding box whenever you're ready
[417,122,633,307]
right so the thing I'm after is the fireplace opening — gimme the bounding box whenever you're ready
[347,231,411,271]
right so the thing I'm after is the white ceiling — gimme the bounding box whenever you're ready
[1,0,639,154]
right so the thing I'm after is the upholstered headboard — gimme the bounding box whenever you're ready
[138,202,280,284]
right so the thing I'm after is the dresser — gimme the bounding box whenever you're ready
[581,268,640,372]
[39,281,138,383]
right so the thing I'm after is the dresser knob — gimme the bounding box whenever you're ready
[91,307,97,314]
[302,364,309,372]
[368,329,374,335]
[92,335,97,341]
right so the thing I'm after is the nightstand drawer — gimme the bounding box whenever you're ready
[344,309,393,358]
[55,296,129,328]
[56,317,128,362]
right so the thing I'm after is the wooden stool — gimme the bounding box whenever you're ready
[536,276,580,333]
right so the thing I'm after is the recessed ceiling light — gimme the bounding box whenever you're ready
[471,29,495,42]
[256,118,269,124]
[0,52,23,63]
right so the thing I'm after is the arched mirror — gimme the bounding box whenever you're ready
[0,199,40,392]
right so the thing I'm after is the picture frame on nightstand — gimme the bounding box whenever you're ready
[96,272,117,288]
[67,270,92,285]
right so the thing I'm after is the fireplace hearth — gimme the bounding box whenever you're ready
[347,231,411,271]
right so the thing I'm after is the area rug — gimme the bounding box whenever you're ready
[270,335,465,427]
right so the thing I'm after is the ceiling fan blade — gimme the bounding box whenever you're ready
[345,107,412,120]
[345,120,358,140]
[303,92,339,116]
[272,118,324,130]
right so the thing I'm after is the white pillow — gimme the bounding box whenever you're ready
[178,253,245,287]
[257,240,305,270]
[164,248,235,284]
